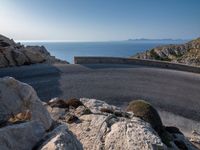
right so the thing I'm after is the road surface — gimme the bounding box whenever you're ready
[0,63,200,123]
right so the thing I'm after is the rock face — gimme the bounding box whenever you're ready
[46,97,198,150]
[0,77,82,150]
[0,34,68,68]
[133,37,200,66]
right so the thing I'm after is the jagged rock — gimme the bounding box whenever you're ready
[0,51,9,67]
[80,98,122,113]
[67,112,166,150]
[0,77,85,150]
[21,47,46,63]
[47,98,197,150]
[189,130,200,149]
[1,48,16,66]
[0,77,52,130]
[36,124,83,150]
[133,37,200,66]
[10,48,30,65]
[0,121,45,150]
[104,117,166,150]
[0,35,16,47]
[66,99,163,150]
[0,34,68,68]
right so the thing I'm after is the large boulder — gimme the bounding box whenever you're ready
[0,77,52,130]
[68,114,166,150]
[190,130,200,149]
[0,77,85,150]
[0,121,45,150]
[104,118,165,150]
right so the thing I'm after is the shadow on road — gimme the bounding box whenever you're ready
[0,64,62,101]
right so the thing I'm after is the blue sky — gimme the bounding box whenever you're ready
[0,0,200,41]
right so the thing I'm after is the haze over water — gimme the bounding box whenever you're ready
[22,40,186,63]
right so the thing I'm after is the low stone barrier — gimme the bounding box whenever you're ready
[74,56,200,73]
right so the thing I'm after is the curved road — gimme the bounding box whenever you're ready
[0,63,200,123]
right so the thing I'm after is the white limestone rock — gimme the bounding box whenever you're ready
[37,124,83,150]
[52,98,197,150]
[80,98,122,113]
[0,121,45,150]
[104,117,165,150]
[67,113,165,150]
[0,77,52,130]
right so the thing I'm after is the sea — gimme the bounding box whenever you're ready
[21,40,186,63]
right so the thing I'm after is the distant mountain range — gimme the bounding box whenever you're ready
[127,38,189,43]
[132,37,200,66]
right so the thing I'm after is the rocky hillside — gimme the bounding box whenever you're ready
[0,77,199,150]
[133,38,200,66]
[0,34,68,68]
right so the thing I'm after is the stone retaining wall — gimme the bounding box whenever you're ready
[74,56,200,73]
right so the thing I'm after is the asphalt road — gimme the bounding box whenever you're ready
[0,63,200,123]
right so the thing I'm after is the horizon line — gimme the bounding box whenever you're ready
[16,38,191,43]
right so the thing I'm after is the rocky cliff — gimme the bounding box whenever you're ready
[133,38,200,66]
[0,34,68,68]
[0,77,199,150]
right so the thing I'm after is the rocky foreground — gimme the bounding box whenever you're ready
[133,38,200,66]
[0,34,68,68]
[0,77,199,150]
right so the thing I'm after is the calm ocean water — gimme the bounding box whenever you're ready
[21,41,185,63]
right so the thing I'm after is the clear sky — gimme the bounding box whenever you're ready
[0,0,200,41]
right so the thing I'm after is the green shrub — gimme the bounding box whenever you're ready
[126,100,175,147]
[150,50,171,61]
[126,100,163,132]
